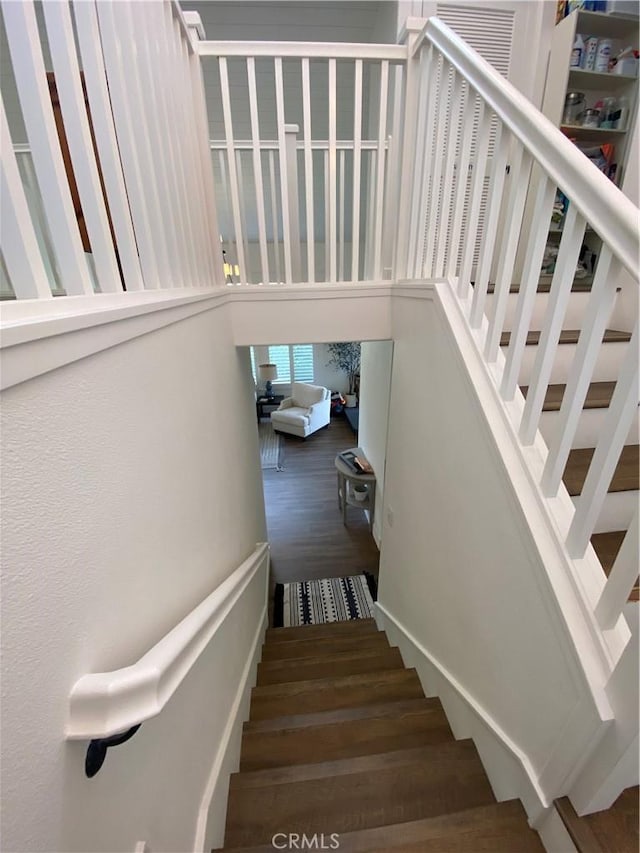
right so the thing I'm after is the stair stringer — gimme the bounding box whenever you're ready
[379,281,633,826]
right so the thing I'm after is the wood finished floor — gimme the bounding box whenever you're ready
[261,416,379,609]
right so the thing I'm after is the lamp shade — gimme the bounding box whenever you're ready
[258,363,278,382]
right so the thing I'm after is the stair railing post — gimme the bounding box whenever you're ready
[284,123,302,282]
[392,17,426,282]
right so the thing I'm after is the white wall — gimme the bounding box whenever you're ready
[358,340,394,544]
[0,303,267,852]
[377,288,606,809]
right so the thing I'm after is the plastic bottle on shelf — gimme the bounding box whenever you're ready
[582,37,599,70]
[594,39,613,73]
[570,33,585,68]
[615,96,629,130]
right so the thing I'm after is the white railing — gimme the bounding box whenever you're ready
[197,40,406,285]
[1,0,221,300]
[67,543,269,739]
[403,19,639,643]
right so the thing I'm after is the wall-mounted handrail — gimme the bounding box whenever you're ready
[66,542,269,740]
[419,18,639,279]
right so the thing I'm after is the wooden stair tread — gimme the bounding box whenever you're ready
[556,787,639,853]
[225,741,496,847]
[501,328,631,347]
[591,531,638,601]
[244,697,443,732]
[240,698,452,770]
[486,281,595,294]
[261,631,390,662]
[521,381,616,412]
[564,445,639,496]
[250,668,424,720]
[266,618,378,643]
[257,646,403,685]
[223,801,544,852]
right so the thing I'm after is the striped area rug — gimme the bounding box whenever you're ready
[259,422,283,470]
[273,574,376,627]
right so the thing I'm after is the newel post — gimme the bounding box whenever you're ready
[284,123,302,282]
[393,17,427,281]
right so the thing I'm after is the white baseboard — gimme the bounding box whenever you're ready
[375,603,555,830]
[193,605,267,852]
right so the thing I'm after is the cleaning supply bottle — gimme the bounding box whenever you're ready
[570,32,585,68]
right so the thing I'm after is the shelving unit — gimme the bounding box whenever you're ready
[541,9,638,283]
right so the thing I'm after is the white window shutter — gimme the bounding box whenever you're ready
[292,344,314,382]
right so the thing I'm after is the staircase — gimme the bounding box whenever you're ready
[220,619,544,851]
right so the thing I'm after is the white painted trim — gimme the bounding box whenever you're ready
[66,543,269,739]
[193,602,267,853]
[375,601,550,812]
[197,41,407,61]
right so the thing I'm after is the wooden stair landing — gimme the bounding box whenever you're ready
[555,788,639,853]
[501,328,631,347]
[220,619,544,851]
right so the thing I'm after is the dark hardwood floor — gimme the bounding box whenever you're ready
[261,416,379,614]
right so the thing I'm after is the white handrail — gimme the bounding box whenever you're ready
[66,542,269,739]
[197,41,407,61]
[420,18,639,279]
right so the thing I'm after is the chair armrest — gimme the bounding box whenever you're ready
[278,397,293,410]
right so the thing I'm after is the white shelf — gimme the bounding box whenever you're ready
[568,68,638,90]
[574,10,640,39]
[561,124,627,141]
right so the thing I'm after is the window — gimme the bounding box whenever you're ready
[250,345,315,384]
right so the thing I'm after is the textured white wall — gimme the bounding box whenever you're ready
[1,304,267,852]
[378,294,593,777]
[358,340,393,543]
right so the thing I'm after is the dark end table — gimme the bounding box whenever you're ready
[256,395,285,421]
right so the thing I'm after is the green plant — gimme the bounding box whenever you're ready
[326,342,361,395]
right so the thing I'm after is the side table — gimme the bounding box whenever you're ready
[335,447,376,532]
[256,395,284,422]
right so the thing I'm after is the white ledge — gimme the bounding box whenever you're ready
[66,543,269,740]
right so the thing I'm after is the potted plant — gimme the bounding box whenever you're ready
[326,342,361,408]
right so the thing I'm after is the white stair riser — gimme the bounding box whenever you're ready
[488,291,593,331]
[513,341,629,386]
[539,408,640,450]
[571,490,639,535]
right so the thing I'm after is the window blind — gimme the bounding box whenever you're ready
[292,344,314,382]
[268,345,292,382]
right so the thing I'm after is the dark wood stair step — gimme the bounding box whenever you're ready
[500,328,631,347]
[240,697,452,770]
[486,280,598,294]
[250,668,423,721]
[257,645,403,685]
[555,787,639,853]
[225,741,496,847]
[591,531,639,601]
[266,618,378,644]
[222,801,543,852]
[521,381,616,412]
[564,445,639,496]
[260,631,390,662]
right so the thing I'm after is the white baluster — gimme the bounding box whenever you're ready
[567,320,639,557]
[248,57,270,285]
[285,123,301,282]
[415,50,442,279]
[541,246,619,496]
[339,148,346,282]
[595,514,639,629]
[328,58,337,284]
[501,174,556,400]
[457,100,490,299]
[2,0,93,294]
[219,57,247,285]
[351,59,363,282]
[446,84,473,281]
[72,0,144,291]
[469,122,509,327]
[43,0,122,293]
[301,58,315,283]
[407,44,433,279]
[424,60,452,278]
[275,57,292,284]
[434,69,463,279]
[268,150,282,284]
[484,148,532,360]
[519,204,586,445]
[0,99,51,299]
[373,60,389,280]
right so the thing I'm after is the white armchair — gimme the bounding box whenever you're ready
[270,382,331,439]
